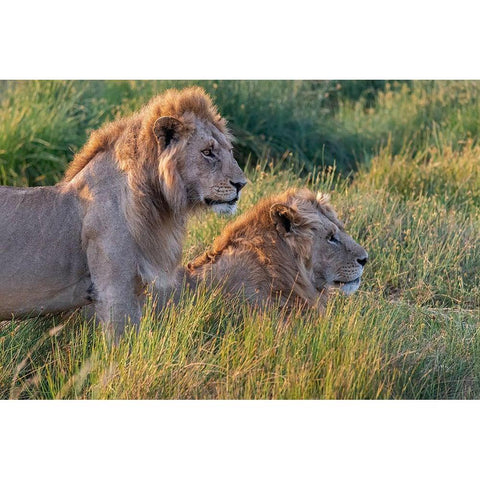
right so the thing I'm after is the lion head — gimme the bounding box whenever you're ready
[64,86,246,216]
[187,188,368,309]
[269,190,368,296]
[152,112,247,215]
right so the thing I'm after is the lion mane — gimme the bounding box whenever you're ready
[66,87,234,272]
[65,86,229,183]
[182,188,367,311]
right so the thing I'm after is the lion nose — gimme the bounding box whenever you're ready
[230,180,247,193]
[357,256,368,267]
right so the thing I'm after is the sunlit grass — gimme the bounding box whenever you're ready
[1,148,479,399]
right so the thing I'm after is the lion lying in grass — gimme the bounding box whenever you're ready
[0,87,246,339]
[167,188,368,311]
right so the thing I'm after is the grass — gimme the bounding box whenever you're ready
[0,79,404,185]
[0,80,479,399]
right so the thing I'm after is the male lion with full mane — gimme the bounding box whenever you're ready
[173,188,367,312]
[0,87,246,338]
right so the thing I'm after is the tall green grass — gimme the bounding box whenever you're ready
[2,80,480,187]
[0,80,418,185]
[338,80,480,158]
[0,81,103,185]
[3,80,480,186]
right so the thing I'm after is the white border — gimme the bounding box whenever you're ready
[1,1,480,79]
[1,401,479,479]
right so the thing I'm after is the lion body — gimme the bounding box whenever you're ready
[179,189,368,311]
[0,184,90,317]
[0,87,246,337]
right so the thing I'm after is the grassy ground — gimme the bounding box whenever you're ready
[0,81,479,399]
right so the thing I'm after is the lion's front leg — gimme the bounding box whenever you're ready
[86,239,142,342]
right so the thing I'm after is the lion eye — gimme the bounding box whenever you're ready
[201,148,213,157]
[327,233,340,244]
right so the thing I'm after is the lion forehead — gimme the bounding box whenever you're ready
[191,119,232,146]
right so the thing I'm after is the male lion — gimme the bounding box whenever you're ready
[0,87,246,338]
[174,188,367,311]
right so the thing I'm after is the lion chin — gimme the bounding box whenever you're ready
[334,277,361,295]
[211,202,238,215]
[204,196,239,215]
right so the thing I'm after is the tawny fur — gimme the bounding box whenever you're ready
[172,188,367,312]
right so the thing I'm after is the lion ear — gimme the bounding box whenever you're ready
[153,116,185,150]
[270,203,299,236]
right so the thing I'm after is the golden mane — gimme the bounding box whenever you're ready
[188,188,341,270]
[64,86,228,181]
[180,188,368,314]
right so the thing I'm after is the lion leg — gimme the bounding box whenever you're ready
[86,241,142,343]
[95,290,141,342]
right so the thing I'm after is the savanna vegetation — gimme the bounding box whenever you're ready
[0,80,479,399]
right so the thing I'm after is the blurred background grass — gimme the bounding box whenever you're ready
[3,80,479,186]
[0,80,479,399]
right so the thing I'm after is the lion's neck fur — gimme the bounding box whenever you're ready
[186,234,325,310]
[69,150,188,289]
[124,183,187,287]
